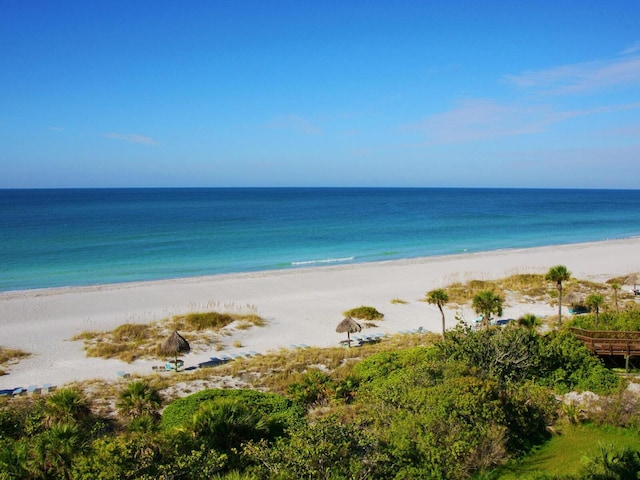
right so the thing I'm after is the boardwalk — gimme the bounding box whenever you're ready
[570,327,640,370]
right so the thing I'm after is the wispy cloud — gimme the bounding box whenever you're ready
[620,41,640,55]
[263,114,321,134]
[405,99,640,145]
[49,126,64,131]
[502,54,640,95]
[102,132,156,144]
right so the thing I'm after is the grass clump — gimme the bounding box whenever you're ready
[390,298,408,304]
[72,310,266,363]
[343,306,384,321]
[171,312,236,331]
[0,347,30,375]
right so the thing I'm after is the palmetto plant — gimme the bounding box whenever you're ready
[44,389,91,427]
[116,381,162,420]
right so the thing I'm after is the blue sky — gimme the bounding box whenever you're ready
[1,1,639,188]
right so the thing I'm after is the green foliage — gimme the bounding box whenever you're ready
[492,423,640,479]
[343,306,384,320]
[580,444,640,479]
[45,388,92,427]
[286,369,335,406]
[244,415,383,479]
[472,291,504,327]
[518,313,542,329]
[116,381,162,421]
[161,389,304,437]
[439,324,542,384]
[538,331,622,394]
[546,265,572,286]
[569,310,640,331]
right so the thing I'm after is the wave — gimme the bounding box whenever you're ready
[291,256,355,266]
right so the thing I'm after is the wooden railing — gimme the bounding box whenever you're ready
[570,327,640,357]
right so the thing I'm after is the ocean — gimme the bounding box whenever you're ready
[1,188,639,292]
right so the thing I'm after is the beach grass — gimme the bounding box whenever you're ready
[343,306,384,320]
[72,310,266,363]
[0,347,31,375]
[390,298,408,304]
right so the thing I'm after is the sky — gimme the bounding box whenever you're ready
[1,1,640,189]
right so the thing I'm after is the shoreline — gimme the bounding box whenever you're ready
[1,238,640,389]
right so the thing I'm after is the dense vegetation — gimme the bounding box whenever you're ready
[1,322,635,479]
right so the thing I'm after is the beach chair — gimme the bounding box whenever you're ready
[117,371,130,379]
[12,387,23,396]
[41,384,52,394]
[27,385,37,394]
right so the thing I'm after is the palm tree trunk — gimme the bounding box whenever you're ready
[557,283,563,326]
[438,306,445,336]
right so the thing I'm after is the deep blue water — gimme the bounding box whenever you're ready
[1,188,639,292]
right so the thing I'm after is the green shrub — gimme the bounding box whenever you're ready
[343,306,384,320]
[286,369,335,407]
[538,331,622,394]
[161,389,304,436]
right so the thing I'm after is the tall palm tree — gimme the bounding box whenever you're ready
[610,282,620,315]
[472,291,504,328]
[586,293,604,327]
[426,288,449,336]
[545,265,571,326]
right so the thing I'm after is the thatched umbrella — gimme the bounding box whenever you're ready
[336,317,361,347]
[625,273,639,291]
[563,291,584,306]
[160,331,190,371]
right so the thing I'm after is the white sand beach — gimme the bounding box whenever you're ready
[1,238,639,390]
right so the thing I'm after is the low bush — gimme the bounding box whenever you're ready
[343,306,384,320]
[161,389,304,435]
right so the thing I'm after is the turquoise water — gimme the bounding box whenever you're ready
[1,188,639,292]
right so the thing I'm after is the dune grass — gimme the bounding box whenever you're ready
[72,309,266,363]
[343,306,384,320]
[0,347,30,376]
[493,422,640,479]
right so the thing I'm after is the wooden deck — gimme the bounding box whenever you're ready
[570,327,640,357]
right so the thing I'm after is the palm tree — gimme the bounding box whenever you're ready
[586,293,605,327]
[426,288,449,336]
[116,381,162,421]
[610,282,620,315]
[472,291,504,328]
[545,265,571,326]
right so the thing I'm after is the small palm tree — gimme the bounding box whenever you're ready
[472,291,504,328]
[586,293,605,327]
[426,288,449,336]
[116,381,162,421]
[545,265,571,326]
[610,282,620,315]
